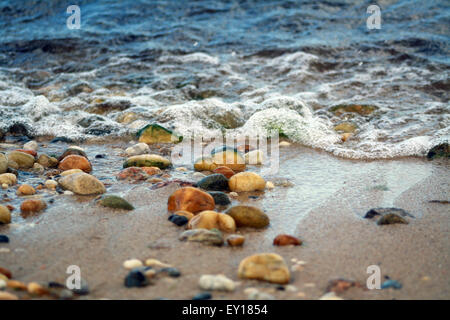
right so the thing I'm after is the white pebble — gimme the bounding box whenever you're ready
[175,167,188,172]
[144,258,171,268]
[123,259,143,269]
[44,180,58,190]
[1,184,7,189]
[266,181,275,189]
[199,274,236,292]
[0,279,6,289]
[319,292,343,300]
[279,141,291,147]
[23,140,38,151]
[229,192,238,198]
[125,143,150,156]
[63,190,74,195]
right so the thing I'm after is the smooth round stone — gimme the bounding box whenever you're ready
[142,166,162,176]
[194,157,218,172]
[98,195,134,210]
[137,123,182,144]
[167,187,215,213]
[199,274,236,292]
[0,153,7,174]
[168,214,189,226]
[211,150,246,172]
[0,235,9,243]
[225,205,269,228]
[58,155,92,173]
[266,181,275,189]
[37,154,58,168]
[27,282,49,296]
[377,213,408,225]
[179,229,224,246]
[32,163,45,174]
[58,172,106,195]
[16,184,36,196]
[245,150,264,165]
[0,205,11,224]
[334,122,357,133]
[58,147,87,162]
[44,180,58,190]
[213,166,235,179]
[124,267,150,288]
[125,143,150,156]
[238,253,290,284]
[8,151,35,168]
[15,149,37,157]
[279,141,291,147]
[207,191,231,206]
[273,234,302,246]
[158,267,181,278]
[20,199,47,214]
[23,140,38,151]
[117,167,148,180]
[226,234,245,246]
[7,160,19,170]
[197,173,229,191]
[228,172,266,192]
[123,154,171,169]
[123,259,143,270]
[188,211,236,233]
[60,169,83,176]
[145,259,172,268]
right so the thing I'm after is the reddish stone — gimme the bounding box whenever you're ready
[142,167,162,176]
[15,149,37,157]
[58,155,92,173]
[0,266,12,279]
[117,167,148,180]
[213,166,235,179]
[273,234,302,246]
[20,199,47,215]
[168,187,215,213]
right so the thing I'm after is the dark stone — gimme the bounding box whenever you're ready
[124,267,150,288]
[58,147,88,161]
[208,191,231,205]
[197,173,229,191]
[168,214,188,226]
[158,267,181,278]
[364,208,414,219]
[48,281,65,288]
[95,154,106,159]
[381,279,402,290]
[248,195,259,199]
[427,143,450,160]
[0,235,9,243]
[8,122,33,137]
[77,115,105,128]
[377,213,408,225]
[51,137,74,144]
[192,292,212,300]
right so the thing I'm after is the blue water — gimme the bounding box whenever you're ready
[0,0,449,159]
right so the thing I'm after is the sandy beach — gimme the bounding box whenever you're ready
[1,141,448,300]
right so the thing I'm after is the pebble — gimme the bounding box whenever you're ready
[7,160,19,170]
[7,151,35,168]
[1,183,7,189]
[16,184,36,196]
[213,166,235,179]
[117,167,148,181]
[32,162,45,174]
[37,154,58,168]
[72,278,90,295]
[196,173,229,191]
[124,267,150,288]
[60,169,83,176]
[44,180,58,190]
[208,191,231,206]
[168,214,189,226]
[58,172,106,195]
[194,157,218,172]
[377,213,408,225]
[123,154,171,169]
[23,140,38,151]
[279,141,291,147]
[226,234,245,247]
[173,210,194,221]
[7,280,27,290]
[145,259,172,268]
[0,266,12,278]
[192,172,206,179]
[58,155,92,173]
[188,211,236,233]
[0,291,19,300]
[123,259,144,270]
[228,172,266,192]
[192,292,212,300]
[225,205,269,228]
[199,274,236,291]
[319,292,344,300]
[247,290,275,300]
[179,229,224,246]
[168,187,215,213]
[158,267,181,278]
[0,235,9,243]
[0,279,6,290]
[229,192,238,198]
[27,282,49,296]
[0,153,7,174]
[58,146,87,161]
[125,143,150,156]
[364,207,414,219]
[98,195,134,210]
[175,167,188,172]
[64,190,74,195]
[245,150,264,165]
[0,205,12,224]
[266,181,275,189]
[137,123,182,144]
[273,234,302,246]
[211,150,246,172]
[238,253,290,284]
[334,122,357,133]
[427,142,449,160]
[0,173,17,186]
[381,279,402,290]
[20,199,47,215]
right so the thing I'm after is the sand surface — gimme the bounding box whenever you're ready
[0,143,449,300]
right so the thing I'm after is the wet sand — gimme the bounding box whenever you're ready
[0,143,449,300]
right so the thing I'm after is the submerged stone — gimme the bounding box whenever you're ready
[123,154,171,169]
[179,228,224,246]
[98,195,134,210]
[137,123,182,144]
[427,143,449,160]
[208,191,231,206]
[225,205,269,228]
[329,104,378,116]
[197,173,229,191]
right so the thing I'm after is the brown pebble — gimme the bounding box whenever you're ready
[0,291,19,300]
[0,266,12,279]
[58,155,92,173]
[226,234,245,246]
[27,282,49,296]
[213,166,235,179]
[273,234,302,246]
[17,184,36,196]
[7,280,28,290]
[20,199,47,215]
[6,205,14,211]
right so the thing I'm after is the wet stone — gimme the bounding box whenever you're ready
[192,292,212,300]
[98,195,134,210]
[124,267,150,288]
[208,191,231,206]
[196,173,229,191]
[168,214,189,226]
[0,235,9,243]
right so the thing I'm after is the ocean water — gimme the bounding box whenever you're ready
[0,0,449,159]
